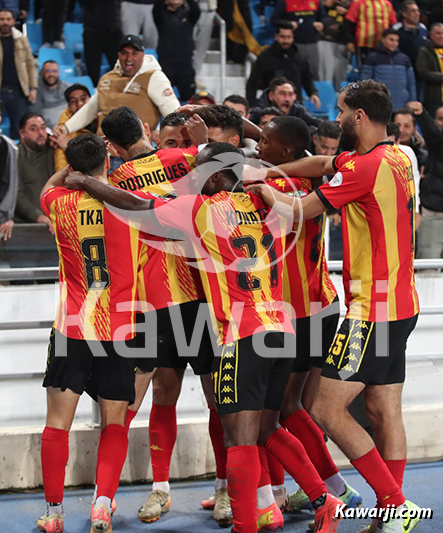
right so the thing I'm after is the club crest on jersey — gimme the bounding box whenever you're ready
[330,172,343,187]
[126,82,141,94]
[99,79,111,91]
[343,160,356,172]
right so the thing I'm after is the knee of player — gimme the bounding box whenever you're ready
[310,401,332,434]
[364,400,397,427]
[152,382,181,405]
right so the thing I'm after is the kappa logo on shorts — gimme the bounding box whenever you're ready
[216,342,238,406]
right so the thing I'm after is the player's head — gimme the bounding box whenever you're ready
[66,134,108,178]
[257,106,282,128]
[256,116,310,166]
[337,80,393,150]
[102,106,151,158]
[387,122,400,143]
[268,77,297,115]
[158,112,192,149]
[222,94,249,118]
[195,105,244,146]
[194,142,244,195]
[313,121,340,156]
[19,113,48,151]
[393,108,416,145]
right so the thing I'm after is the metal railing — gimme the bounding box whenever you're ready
[214,13,227,101]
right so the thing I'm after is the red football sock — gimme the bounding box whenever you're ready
[258,445,271,488]
[266,448,285,486]
[96,424,128,500]
[227,446,260,533]
[125,408,137,433]
[351,448,405,508]
[266,428,327,502]
[149,403,177,482]
[41,427,69,503]
[209,407,227,480]
[283,409,339,480]
[384,459,407,490]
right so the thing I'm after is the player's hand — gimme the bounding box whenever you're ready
[51,127,71,151]
[406,101,424,116]
[246,183,275,206]
[346,42,356,54]
[310,94,321,110]
[313,22,324,33]
[176,104,202,116]
[65,172,87,190]
[242,163,269,185]
[185,115,208,146]
[28,88,37,104]
[0,219,13,241]
[37,214,54,235]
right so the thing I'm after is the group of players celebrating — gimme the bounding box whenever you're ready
[37,79,420,533]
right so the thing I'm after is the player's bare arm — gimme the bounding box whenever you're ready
[247,183,327,221]
[40,166,70,199]
[65,172,153,211]
[266,155,335,179]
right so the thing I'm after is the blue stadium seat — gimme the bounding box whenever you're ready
[61,75,95,95]
[26,23,42,55]
[340,81,349,91]
[303,81,338,121]
[38,48,77,76]
[144,48,158,59]
[63,23,84,53]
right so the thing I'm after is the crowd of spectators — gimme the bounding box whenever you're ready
[0,0,442,260]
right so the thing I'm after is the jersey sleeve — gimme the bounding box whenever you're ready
[266,176,303,193]
[40,187,68,216]
[345,0,360,22]
[151,194,203,233]
[316,156,376,210]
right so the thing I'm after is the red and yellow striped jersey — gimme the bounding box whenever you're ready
[345,0,397,49]
[151,191,293,344]
[41,186,145,341]
[108,147,205,311]
[268,177,337,319]
[317,142,419,322]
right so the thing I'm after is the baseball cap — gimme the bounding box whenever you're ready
[64,83,91,102]
[119,34,145,52]
[190,91,217,105]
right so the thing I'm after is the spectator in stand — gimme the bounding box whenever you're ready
[0,101,18,241]
[0,0,27,20]
[318,0,351,91]
[190,90,216,105]
[57,35,180,137]
[246,22,321,108]
[249,77,321,127]
[31,61,70,129]
[15,113,54,233]
[407,101,443,258]
[394,107,428,170]
[0,9,37,139]
[387,121,421,228]
[41,0,68,49]
[270,0,325,78]
[435,105,443,129]
[417,23,443,116]
[255,106,282,127]
[392,1,428,71]
[223,94,249,118]
[83,0,123,87]
[153,0,200,102]
[361,29,417,111]
[52,83,95,172]
[121,0,158,49]
[344,0,397,69]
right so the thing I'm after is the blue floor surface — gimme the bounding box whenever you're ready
[0,463,441,532]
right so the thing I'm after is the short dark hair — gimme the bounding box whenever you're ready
[386,121,400,141]
[196,142,244,184]
[400,0,418,13]
[19,112,45,130]
[101,106,143,150]
[66,134,107,176]
[42,60,58,68]
[259,106,282,118]
[196,104,244,142]
[223,94,249,113]
[393,107,416,124]
[269,77,296,93]
[341,80,393,125]
[276,21,294,33]
[382,28,399,38]
[316,120,340,139]
[159,112,190,130]
[0,9,15,17]
[269,116,311,159]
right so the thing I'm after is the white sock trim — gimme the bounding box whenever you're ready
[257,484,275,509]
[95,496,111,512]
[214,478,227,491]
[153,481,170,494]
[324,472,346,497]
